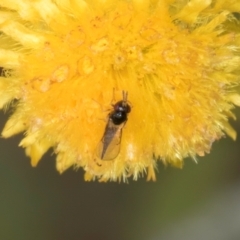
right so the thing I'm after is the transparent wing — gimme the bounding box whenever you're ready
[96,120,125,160]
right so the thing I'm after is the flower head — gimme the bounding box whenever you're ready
[0,0,240,182]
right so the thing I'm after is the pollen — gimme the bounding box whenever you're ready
[0,0,240,182]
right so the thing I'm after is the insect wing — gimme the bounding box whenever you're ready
[96,120,125,160]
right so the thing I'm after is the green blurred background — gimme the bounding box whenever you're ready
[1,108,240,240]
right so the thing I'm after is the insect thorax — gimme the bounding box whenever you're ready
[110,111,127,125]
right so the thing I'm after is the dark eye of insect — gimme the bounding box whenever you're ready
[96,91,131,160]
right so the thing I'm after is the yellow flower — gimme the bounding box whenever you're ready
[0,0,240,182]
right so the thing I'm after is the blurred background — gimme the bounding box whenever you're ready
[0,108,240,240]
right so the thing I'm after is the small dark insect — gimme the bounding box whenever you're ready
[96,91,131,160]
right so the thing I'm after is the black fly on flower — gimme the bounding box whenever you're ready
[96,91,131,160]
